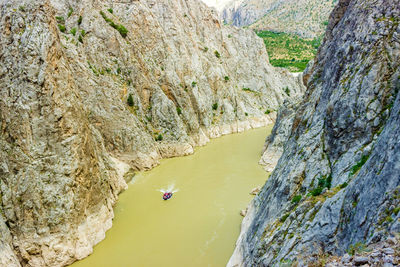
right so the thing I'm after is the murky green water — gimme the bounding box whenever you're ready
[72,126,272,267]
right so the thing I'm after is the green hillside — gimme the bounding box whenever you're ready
[256,30,322,72]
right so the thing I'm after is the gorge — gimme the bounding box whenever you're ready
[0,0,399,266]
[71,126,273,267]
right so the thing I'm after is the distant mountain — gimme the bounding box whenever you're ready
[222,0,337,38]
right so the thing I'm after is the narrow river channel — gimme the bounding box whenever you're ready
[72,126,273,267]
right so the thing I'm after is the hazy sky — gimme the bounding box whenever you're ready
[201,0,232,11]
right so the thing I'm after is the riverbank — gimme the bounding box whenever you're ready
[72,125,274,266]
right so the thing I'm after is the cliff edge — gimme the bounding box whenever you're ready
[229,0,400,265]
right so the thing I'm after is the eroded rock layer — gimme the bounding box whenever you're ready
[229,0,400,265]
[0,0,304,266]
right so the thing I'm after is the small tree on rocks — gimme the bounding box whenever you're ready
[127,94,134,106]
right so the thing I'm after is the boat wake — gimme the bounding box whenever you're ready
[158,183,179,193]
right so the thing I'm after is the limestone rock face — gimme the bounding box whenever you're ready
[259,99,298,172]
[0,0,303,265]
[222,0,336,38]
[229,0,400,265]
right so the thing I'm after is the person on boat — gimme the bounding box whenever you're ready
[163,192,173,200]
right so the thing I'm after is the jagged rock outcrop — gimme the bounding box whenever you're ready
[0,0,304,266]
[222,0,336,39]
[260,64,313,172]
[259,100,298,172]
[229,0,400,265]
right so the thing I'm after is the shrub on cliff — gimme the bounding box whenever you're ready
[67,7,73,18]
[116,25,128,38]
[58,24,66,32]
[56,16,65,24]
[127,94,134,107]
[284,87,291,96]
[100,10,128,38]
[155,134,163,141]
[291,195,302,204]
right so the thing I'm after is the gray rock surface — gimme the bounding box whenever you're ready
[222,0,336,39]
[0,0,304,266]
[259,99,300,172]
[229,0,400,265]
[323,235,400,267]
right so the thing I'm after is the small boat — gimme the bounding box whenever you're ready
[163,192,173,200]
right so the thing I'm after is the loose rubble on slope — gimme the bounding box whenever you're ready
[325,235,400,267]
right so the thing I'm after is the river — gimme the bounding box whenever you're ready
[72,126,272,267]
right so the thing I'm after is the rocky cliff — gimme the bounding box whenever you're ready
[222,0,336,39]
[229,0,400,265]
[0,0,304,266]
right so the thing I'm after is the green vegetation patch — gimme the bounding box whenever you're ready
[350,155,370,176]
[280,213,290,223]
[283,86,291,96]
[155,134,163,141]
[100,11,128,38]
[347,242,367,256]
[127,94,134,106]
[67,7,73,18]
[394,207,400,216]
[291,195,302,204]
[309,175,332,197]
[255,30,322,72]
[58,24,66,33]
[56,16,65,24]
[242,87,257,93]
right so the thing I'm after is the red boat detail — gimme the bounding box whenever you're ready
[163,192,173,200]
